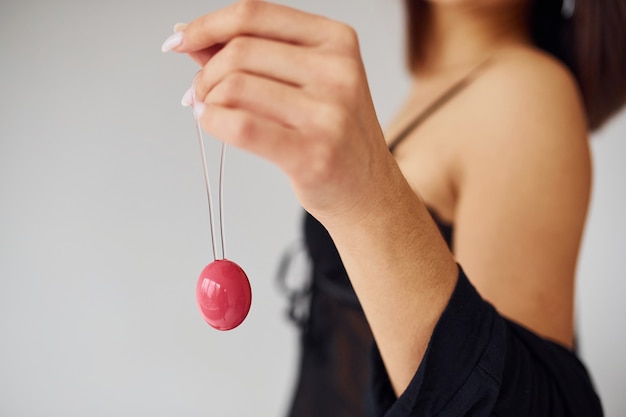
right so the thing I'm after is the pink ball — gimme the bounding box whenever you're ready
[196,259,252,331]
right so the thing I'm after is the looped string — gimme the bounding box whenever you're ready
[191,73,227,261]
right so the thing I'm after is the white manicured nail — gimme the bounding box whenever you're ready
[161,32,183,52]
[194,102,206,119]
[181,87,193,107]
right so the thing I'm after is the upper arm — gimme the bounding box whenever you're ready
[451,51,591,347]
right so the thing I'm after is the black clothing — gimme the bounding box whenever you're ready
[285,213,603,417]
[369,267,602,416]
[283,212,374,416]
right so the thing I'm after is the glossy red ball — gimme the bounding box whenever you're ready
[196,259,252,331]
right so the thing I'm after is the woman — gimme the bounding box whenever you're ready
[161,0,626,415]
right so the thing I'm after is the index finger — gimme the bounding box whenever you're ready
[172,1,334,53]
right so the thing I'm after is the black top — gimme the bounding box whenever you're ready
[286,213,602,417]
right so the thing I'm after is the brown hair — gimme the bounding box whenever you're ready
[404,0,626,131]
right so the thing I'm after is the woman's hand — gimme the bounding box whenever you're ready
[163,0,392,223]
[163,0,459,395]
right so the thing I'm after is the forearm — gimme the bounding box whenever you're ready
[318,153,458,395]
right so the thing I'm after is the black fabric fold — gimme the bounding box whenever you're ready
[368,267,603,417]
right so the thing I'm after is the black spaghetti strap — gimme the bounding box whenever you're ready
[388,59,492,153]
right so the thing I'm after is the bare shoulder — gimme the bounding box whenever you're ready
[490,45,582,99]
[452,44,590,181]
[490,45,585,122]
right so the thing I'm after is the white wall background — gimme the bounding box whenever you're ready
[0,0,624,416]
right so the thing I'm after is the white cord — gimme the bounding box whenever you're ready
[191,74,225,261]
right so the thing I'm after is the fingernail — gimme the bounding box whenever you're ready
[173,22,188,32]
[161,31,183,52]
[194,102,206,119]
[181,87,193,107]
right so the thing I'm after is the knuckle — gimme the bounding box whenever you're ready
[227,36,248,55]
[221,37,248,68]
[214,73,247,105]
[233,0,260,27]
[332,23,359,52]
[321,57,361,100]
